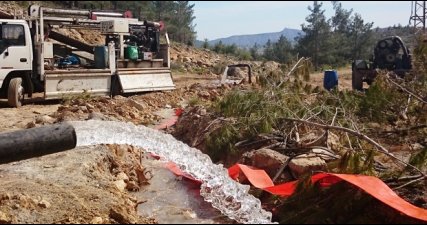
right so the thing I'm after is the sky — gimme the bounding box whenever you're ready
[191,1,413,41]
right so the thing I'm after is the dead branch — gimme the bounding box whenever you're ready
[330,107,338,126]
[345,132,353,149]
[263,142,283,149]
[306,109,323,121]
[300,131,327,148]
[403,95,411,115]
[309,145,338,156]
[381,124,427,134]
[203,117,232,133]
[234,138,269,148]
[272,157,292,183]
[280,117,427,177]
[287,57,307,77]
[385,174,424,183]
[294,124,300,143]
[386,75,427,104]
[277,57,306,88]
[392,176,425,190]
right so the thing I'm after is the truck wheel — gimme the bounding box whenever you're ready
[8,78,24,107]
[352,71,363,91]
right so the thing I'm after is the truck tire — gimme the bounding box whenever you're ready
[352,70,363,91]
[8,78,24,108]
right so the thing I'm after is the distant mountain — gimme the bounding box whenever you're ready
[196,27,303,49]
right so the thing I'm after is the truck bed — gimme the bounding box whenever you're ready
[43,67,174,99]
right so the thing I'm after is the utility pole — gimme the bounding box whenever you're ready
[410,1,427,34]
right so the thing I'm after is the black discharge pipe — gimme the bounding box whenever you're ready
[0,124,77,164]
[49,30,95,54]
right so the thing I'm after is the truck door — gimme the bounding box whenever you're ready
[0,23,32,88]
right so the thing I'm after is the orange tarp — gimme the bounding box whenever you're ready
[167,162,427,222]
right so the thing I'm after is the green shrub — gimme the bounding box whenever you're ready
[358,75,402,123]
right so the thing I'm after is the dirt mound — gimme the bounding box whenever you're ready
[172,105,218,152]
[42,83,226,127]
[170,42,278,77]
[53,28,105,46]
[0,144,155,224]
[54,96,162,125]
[170,43,233,75]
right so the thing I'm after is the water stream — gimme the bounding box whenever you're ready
[69,120,273,224]
[136,155,233,224]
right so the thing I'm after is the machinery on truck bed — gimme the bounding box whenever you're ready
[0,4,174,107]
[351,36,412,90]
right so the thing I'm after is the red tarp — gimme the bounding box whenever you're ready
[164,162,427,222]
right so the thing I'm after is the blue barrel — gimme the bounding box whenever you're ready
[323,70,338,91]
[94,46,108,69]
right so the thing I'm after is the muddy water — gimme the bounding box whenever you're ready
[70,120,273,224]
[137,155,233,224]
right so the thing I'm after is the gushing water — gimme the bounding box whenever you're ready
[69,120,273,224]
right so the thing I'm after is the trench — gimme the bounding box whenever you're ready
[69,120,273,224]
[136,155,233,224]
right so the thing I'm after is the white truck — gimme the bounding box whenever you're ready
[0,5,175,107]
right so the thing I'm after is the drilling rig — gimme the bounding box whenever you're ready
[350,1,427,91]
[0,4,174,107]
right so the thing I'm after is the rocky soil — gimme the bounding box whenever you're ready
[0,144,156,224]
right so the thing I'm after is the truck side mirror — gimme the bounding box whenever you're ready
[4,47,9,57]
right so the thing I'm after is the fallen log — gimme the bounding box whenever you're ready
[0,123,77,164]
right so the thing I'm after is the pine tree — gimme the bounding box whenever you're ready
[263,39,274,60]
[213,40,224,53]
[295,1,332,70]
[202,38,209,49]
[330,1,353,65]
[348,13,374,59]
[273,35,293,63]
[250,43,260,60]
[173,1,197,44]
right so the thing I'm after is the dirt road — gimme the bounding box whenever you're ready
[0,101,59,133]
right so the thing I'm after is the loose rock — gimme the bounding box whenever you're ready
[289,154,327,178]
[240,148,289,178]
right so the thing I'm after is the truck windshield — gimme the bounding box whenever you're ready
[0,24,25,53]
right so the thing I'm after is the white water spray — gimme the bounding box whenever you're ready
[69,120,273,224]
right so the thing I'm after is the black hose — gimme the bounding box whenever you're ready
[0,123,77,164]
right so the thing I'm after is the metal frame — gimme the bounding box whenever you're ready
[410,1,427,34]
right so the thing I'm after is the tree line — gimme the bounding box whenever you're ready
[204,1,379,70]
[296,1,374,70]
[54,1,197,45]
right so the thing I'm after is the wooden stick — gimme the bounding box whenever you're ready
[277,57,306,88]
[381,124,427,134]
[392,176,425,190]
[330,107,338,126]
[386,75,427,104]
[272,158,292,183]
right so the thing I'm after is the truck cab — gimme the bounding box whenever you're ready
[0,19,33,107]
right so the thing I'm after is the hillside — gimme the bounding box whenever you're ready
[197,27,303,49]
